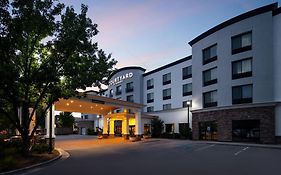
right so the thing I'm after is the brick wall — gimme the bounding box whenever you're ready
[192,106,275,143]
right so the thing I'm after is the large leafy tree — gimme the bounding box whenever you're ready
[0,0,117,155]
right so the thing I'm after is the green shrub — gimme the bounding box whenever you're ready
[32,143,49,154]
[1,155,17,170]
[87,128,97,135]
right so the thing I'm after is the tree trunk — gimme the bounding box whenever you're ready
[21,130,31,156]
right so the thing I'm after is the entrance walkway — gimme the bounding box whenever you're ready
[55,135,130,150]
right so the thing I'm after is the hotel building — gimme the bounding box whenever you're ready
[79,3,281,143]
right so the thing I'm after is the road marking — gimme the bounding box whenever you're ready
[195,144,215,151]
[234,147,249,156]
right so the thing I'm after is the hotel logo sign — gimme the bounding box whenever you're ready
[109,72,133,86]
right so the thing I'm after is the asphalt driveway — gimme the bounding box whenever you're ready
[19,135,281,175]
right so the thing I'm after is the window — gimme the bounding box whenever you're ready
[165,124,174,133]
[126,82,134,93]
[163,88,171,100]
[147,79,154,90]
[163,104,171,110]
[199,121,218,140]
[232,58,252,79]
[109,89,113,98]
[203,90,217,108]
[126,95,134,102]
[232,84,253,104]
[163,73,171,85]
[203,44,217,65]
[203,67,217,86]
[116,85,122,95]
[147,93,154,103]
[147,106,154,112]
[183,100,192,108]
[232,31,252,54]
[183,83,192,96]
[182,66,192,79]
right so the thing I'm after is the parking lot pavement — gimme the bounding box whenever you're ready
[24,136,281,175]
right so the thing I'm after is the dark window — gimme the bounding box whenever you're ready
[126,82,134,93]
[147,93,154,103]
[163,104,171,110]
[182,66,192,79]
[163,73,171,85]
[203,67,217,86]
[203,90,217,108]
[109,89,113,98]
[163,88,171,100]
[232,58,252,79]
[232,31,252,54]
[165,124,174,133]
[232,120,260,142]
[126,95,134,102]
[203,44,217,65]
[199,121,218,140]
[183,100,192,108]
[232,84,253,104]
[147,106,154,112]
[183,83,192,96]
[116,85,122,95]
[147,79,154,90]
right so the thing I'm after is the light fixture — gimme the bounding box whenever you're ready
[101,107,103,110]
[79,105,82,107]
[66,103,70,106]
[186,101,191,106]
[70,100,74,103]
[91,106,93,109]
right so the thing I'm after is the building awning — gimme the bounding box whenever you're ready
[54,93,145,116]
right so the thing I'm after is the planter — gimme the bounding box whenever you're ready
[143,135,151,139]
[129,136,137,142]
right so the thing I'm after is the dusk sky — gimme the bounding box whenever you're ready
[61,0,280,72]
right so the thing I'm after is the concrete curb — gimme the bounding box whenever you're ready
[0,148,67,175]
[197,141,281,150]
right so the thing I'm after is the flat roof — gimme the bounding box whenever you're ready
[143,55,192,77]
[188,3,278,46]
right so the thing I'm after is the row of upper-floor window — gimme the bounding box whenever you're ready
[203,84,253,108]
[202,57,252,87]
[147,83,192,103]
[147,100,192,112]
[202,31,252,65]
[146,66,192,90]
[109,81,134,97]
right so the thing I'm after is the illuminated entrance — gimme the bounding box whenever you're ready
[45,93,154,141]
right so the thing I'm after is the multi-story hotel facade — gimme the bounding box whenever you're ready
[79,3,281,143]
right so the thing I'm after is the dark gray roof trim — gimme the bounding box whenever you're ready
[273,7,281,16]
[143,55,192,77]
[108,66,146,80]
[189,3,278,46]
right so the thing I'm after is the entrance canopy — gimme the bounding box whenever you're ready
[54,93,145,115]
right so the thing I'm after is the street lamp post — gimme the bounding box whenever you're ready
[186,101,191,138]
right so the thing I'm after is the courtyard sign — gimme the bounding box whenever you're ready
[109,72,133,86]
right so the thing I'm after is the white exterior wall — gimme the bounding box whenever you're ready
[149,108,191,133]
[108,68,145,105]
[142,58,192,133]
[192,12,274,110]
[143,59,192,111]
[273,12,281,136]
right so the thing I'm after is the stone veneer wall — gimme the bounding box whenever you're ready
[192,106,275,143]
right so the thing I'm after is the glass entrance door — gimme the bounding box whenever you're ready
[199,121,218,140]
[114,120,122,137]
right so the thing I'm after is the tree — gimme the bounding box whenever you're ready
[151,118,164,138]
[0,0,117,155]
[57,112,74,128]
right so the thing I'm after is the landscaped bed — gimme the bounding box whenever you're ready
[0,149,59,173]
